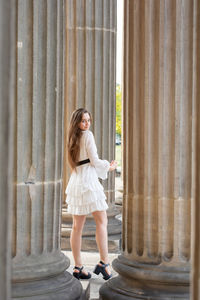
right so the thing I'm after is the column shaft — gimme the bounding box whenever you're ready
[12,1,82,299]
[191,0,200,299]
[100,0,195,299]
[62,0,121,252]
[0,1,15,299]
[64,0,116,203]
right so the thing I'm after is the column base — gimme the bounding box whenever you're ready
[12,251,70,281]
[99,255,190,300]
[12,270,83,300]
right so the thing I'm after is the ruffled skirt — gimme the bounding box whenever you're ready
[65,164,108,215]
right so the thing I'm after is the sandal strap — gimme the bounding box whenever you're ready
[99,260,109,267]
[74,266,83,271]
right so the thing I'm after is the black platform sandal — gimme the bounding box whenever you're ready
[73,266,91,280]
[93,261,112,280]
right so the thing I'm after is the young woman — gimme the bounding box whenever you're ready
[65,108,117,280]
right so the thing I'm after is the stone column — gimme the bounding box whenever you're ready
[0,1,15,299]
[191,1,200,299]
[62,0,121,252]
[100,0,195,299]
[12,1,82,299]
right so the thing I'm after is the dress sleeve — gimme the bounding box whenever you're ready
[85,131,110,180]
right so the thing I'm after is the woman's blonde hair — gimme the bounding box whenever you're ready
[67,108,92,169]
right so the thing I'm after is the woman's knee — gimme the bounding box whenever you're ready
[72,223,83,234]
[72,216,85,233]
[93,211,108,227]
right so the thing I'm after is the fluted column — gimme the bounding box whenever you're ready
[62,0,121,251]
[0,1,15,299]
[100,1,196,299]
[191,1,200,299]
[12,1,82,299]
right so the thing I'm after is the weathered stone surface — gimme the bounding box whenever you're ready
[11,1,82,299]
[12,271,83,300]
[100,0,196,299]
[191,1,200,299]
[0,1,15,299]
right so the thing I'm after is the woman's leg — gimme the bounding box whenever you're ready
[70,215,86,268]
[92,210,111,275]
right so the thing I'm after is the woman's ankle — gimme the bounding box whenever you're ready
[74,263,82,268]
[99,259,108,265]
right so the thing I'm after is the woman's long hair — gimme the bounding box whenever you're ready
[67,108,92,169]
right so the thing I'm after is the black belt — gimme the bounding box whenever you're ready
[76,158,90,166]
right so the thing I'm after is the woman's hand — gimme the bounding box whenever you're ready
[109,160,118,171]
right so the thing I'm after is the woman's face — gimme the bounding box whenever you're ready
[79,113,91,131]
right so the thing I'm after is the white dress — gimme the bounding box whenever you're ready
[65,130,110,215]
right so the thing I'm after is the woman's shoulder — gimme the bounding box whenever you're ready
[82,130,95,146]
[82,130,93,138]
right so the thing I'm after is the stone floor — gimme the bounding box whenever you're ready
[62,251,119,300]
